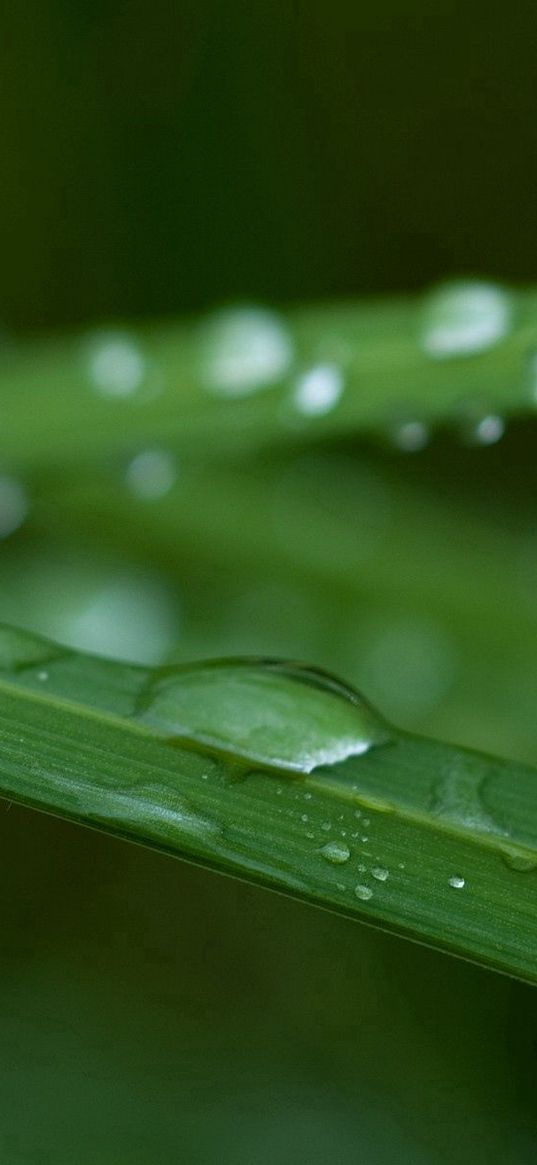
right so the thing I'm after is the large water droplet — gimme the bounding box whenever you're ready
[421,281,512,359]
[86,331,147,398]
[136,658,389,774]
[291,364,344,417]
[199,307,293,396]
[320,840,351,865]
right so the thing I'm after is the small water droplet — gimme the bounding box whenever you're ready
[303,792,312,801]
[361,836,369,843]
[321,821,332,832]
[371,866,389,882]
[135,658,389,775]
[291,363,344,417]
[37,670,49,682]
[199,307,293,396]
[305,830,315,839]
[0,477,28,538]
[336,882,346,891]
[301,813,309,823]
[357,863,367,873]
[125,449,177,500]
[354,809,362,819]
[421,281,512,359]
[86,331,146,398]
[362,818,370,827]
[320,840,351,865]
[354,884,373,901]
[448,875,465,889]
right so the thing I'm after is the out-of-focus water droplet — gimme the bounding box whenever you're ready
[0,477,28,538]
[1,560,180,667]
[458,400,506,447]
[37,670,49,682]
[304,792,312,801]
[371,866,389,882]
[125,449,177,500]
[471,414,505,446]
[86,331,146,398]
[355,615,457,723]
[448,875,465,889]
[500,848,537,872]
[320,840,351,865]
[200,306,293,396]
[391,419,430,453]
[136,659,389,774]
[291,364,344,417]
[421,281,512,359]
[354,883,373,901]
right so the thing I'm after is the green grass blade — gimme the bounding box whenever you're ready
[34,446,537,763]
[1,624,537,983]
[4,282,537,468]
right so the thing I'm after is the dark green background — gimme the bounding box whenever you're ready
[2,2,535,330]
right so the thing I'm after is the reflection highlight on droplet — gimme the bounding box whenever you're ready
[199,306,293,396]
[420,281,512,359]
[86,331,146,398]
[291,364,344,417]
[136,658,390,774]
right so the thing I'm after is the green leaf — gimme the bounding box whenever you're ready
[4,282,537,469]
[1,623,537,984]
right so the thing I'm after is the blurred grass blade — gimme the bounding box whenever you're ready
[1,624,537,983]
[3,282,537,468]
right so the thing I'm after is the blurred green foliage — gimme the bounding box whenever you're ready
[2,2,537,329]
